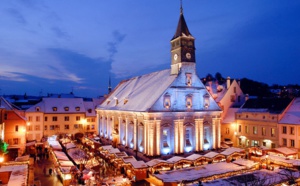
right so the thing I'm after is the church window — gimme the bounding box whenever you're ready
[164,93,171,109]
[185,129,192,147]
[203,94,210,109]
[186,73,192,86]
[162,129,169,148]
[186,94,193,108]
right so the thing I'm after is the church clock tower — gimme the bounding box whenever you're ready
[170,6,196,75]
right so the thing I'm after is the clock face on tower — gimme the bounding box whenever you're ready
[174,53,178,61]
[186,52,191,59]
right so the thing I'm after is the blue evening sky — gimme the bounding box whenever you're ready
[0,1,299,98]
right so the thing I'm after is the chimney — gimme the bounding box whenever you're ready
[245,94,249,101]
[238,79,241,87]
[227,77,230,90]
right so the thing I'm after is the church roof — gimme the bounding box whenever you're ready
[172,11,193,40]
[98,69,177,112]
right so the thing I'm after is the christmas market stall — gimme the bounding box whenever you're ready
[146,159,172,174]
[204,152,226,163]
[125,161,148,182]
[166,156,193,169]
[148,162,248,186]
[268,147,298,159]
[186,154,207,166]
[220,147,246,162]
[48,136,63,151]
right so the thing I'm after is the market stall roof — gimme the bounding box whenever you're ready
[101,145,114,150]
[203,151,220,159]
[185,154,204,161]
[122,156,137,163]
[25,141,36,146]
[130,161,148,169]
[167,156,187,163]
[233,159,258,168]
[65,142,76,150]
[54,151,69,161]
[107,148,120,154]
[266,155,300,166]
[274,147,297,156]
[146,159,169,167]
[15,155,30,162]
[153,162,246,183]
[48,140,62,150]
[114,152,128,158]
[220,147,245,156]
[59,160,75,167]
[0,164,28,186]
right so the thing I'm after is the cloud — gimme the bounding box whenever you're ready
[51,26,70,39]
[6,8,27,24]
[107,30,126,60]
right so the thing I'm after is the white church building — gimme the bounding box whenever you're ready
[96,8,222,156]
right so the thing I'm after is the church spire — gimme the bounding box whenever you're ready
[172,2,192,40]
[170,2,196,75]
[108,75,112,94]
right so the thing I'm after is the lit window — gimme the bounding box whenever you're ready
[203,94,210,109]
[52,107,57,111]
[64,107,69,111]
[253,126,257,134]
[35,125,40,131]
[238,125,241,133]
[186,73,192,86]
[262,127,266,136]
[185,129,192,147]
[271,128,275,137]
[245,126,248,134]
[162,129,169,148]
[75,107,80,111]
[164,93,171,109]
[186,94,193,108]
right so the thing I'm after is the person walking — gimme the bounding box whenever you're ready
[43,167,46,176]
[49,168,52,176]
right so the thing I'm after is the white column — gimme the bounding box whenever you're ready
[96,113,100,135]
[195,119,199,151]
[174,120,179,154]
[110,116,115,140]
[212,118,216,149]
[118,116,122,145]
[179,120,184,153]
[125,118,129,146]
[217,118,221,148]
[144,120,148,155]
[156,120,161,156]
[148,120,154,156]
[134,118,137,150]
[197,118,204,151]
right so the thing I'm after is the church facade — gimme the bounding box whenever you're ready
[96,9,222,156]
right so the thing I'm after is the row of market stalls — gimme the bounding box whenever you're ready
[97,145,247,183]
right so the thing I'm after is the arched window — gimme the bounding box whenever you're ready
[186,94,193,108]
[203,94,210,109]
[186,73,192,86]
[164,93,171,109]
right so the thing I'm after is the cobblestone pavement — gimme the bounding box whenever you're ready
[33,156,63,186]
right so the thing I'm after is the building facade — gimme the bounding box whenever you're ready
[96,9,222,156]
[26,98,102,140]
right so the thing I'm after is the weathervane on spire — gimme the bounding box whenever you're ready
[180,0,183,14]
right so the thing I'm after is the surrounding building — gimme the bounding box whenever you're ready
[26,97,102,140]
[279,97,300,149]
[0,97,27,160]
[96,8,222,157]
[234,98,292,149]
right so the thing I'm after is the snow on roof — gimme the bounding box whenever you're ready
[220,147,245,156]
[101,145,114,150]
[222,108,239,124]
[279,98,300,124]
[167,156,186,163]
[146,159,169,167]
[15,155,30,162]
[114,152,128,158]
[122,156,137,163]
[154,162,245,183]
[130,160,148,169]
[65,143,76,150]
[59,160,75,167]
[203,152,220,159]
[107,148,120,154]
[274,147,297,156]
[233,159,258,168]
[54,151,69,161]
[0,164,28,186]
[267,155,300,166]
[185,154,203,161]
[49,141,62,150]
[97,69,177,112]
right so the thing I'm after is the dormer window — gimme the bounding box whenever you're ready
[114,97,118,105]
[107,100,110,105]
[203,94,210,109]
[75,107,80,111]
[186,73,192,86]
[35,107,40,112]
[88,109,92,113]
[64,107,69,111]
[124,98,128,105]
[52,107,57,111]
[186,94,193,108]
[164,93,171,109]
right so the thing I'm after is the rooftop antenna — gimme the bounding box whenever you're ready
[108,75,112,94]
